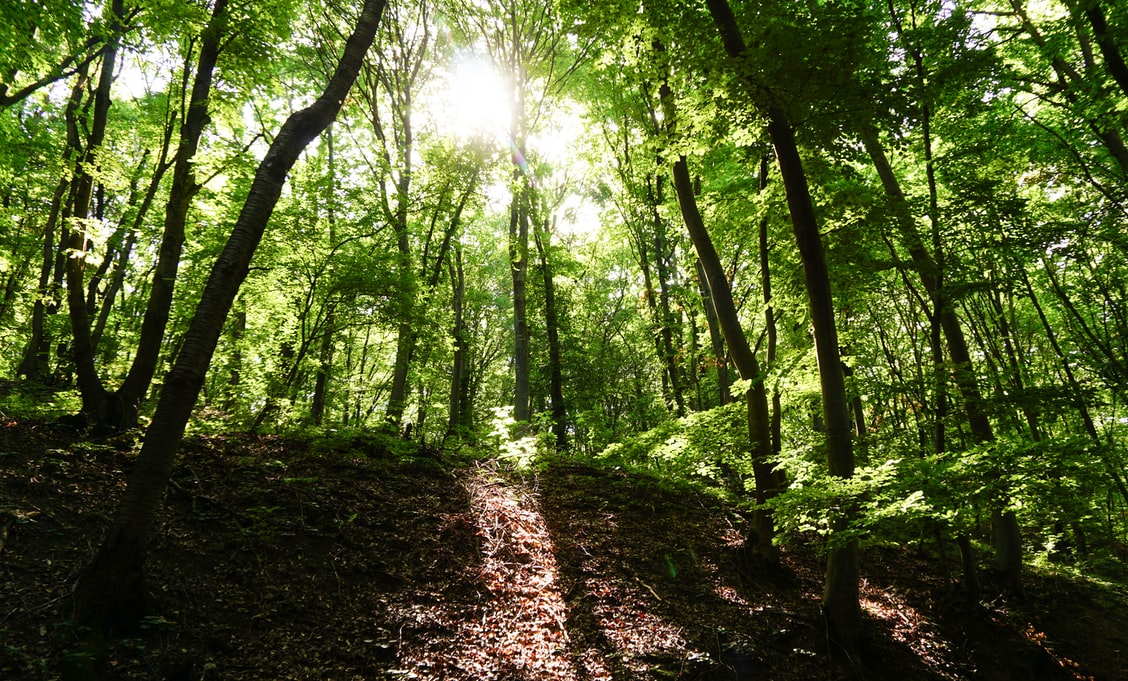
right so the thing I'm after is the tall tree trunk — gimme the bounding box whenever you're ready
[71,0,387,635]
[758,154,782,457]
[1020,269,1128,504]
[766,109,861,653]
[106,0,229,431]
[705,0,861,651]
[447,245,466,439]
[18,176,71,381]
[1081,0,1128,101]
[862,127,1021,594]
[311,126,338,427]
[19,62,90,382]
[694,259,729,407]
[510,171,532,422]
[64,0,125,420]
[646,175,687,416]
[669,153,779,557]
[534,211,567,450]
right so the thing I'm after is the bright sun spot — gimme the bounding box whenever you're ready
[440,54,512,142]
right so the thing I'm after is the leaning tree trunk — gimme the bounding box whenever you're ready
[671,156,779,555]
[72,0,387,635]
[706,0,861,652]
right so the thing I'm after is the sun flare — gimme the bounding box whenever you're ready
[441,55,512,142]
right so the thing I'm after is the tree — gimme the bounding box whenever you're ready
[705,0,862,654]
[72,0,388,635]
[66,0,230,431]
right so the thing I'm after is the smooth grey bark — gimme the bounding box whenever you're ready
[71,0,387,634]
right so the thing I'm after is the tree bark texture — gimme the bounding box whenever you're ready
[72,0,387,633]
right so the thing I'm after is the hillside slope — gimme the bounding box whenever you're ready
[2,419,1126,680]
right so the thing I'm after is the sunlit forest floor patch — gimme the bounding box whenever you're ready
[2,419,1127,679]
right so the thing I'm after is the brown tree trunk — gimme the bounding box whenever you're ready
[670,154,779,558]
[863,127,1022,594]
[758,155,782,458]
[108,0,229,431]
[72,0,387,635]
[694,259,729,407]
[766,109,861,653]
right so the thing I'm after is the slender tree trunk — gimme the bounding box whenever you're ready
[766,109,861,652]
[19,65,88,382]
[511,171,531,422]
[65,0,125,420]
[106,0,229,431]
[1081,0,1128,101]
[311,126,338,427]
[863,126,1022,594]
[694,259,729,407]
[535,212,567,450]
[758,154,782,457]
[18,177,70,380]
[669,153,779,558]
[72,0,387,635]
[1021,269,1128,504]
[447,246,466,438]
[705,0,861,651]
[645,175,687,416]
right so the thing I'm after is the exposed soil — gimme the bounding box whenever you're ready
[2,417,1127,680]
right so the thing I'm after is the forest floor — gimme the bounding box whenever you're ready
[2,416,1128,680]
